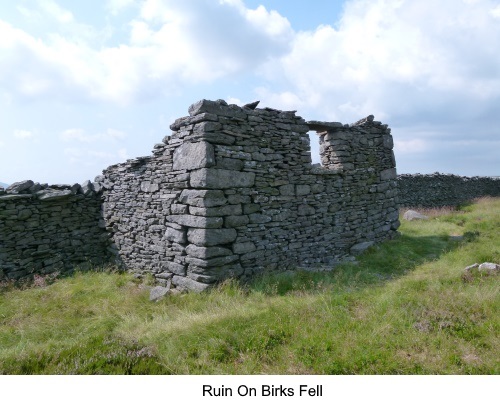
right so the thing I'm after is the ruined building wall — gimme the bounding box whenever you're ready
[99,99,400,291]
[3,99,498,288]
[0,181,111,281]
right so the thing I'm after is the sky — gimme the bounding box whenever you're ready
[1,0,499,185]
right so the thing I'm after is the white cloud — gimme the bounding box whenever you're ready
[117,148,128,160]
[14,129,35,139]
[38,0,74,24]
[261,0,500,124]
[226,96,243,105]
[394,139,429,154]
[254,87,304,111]
[60,128,126,142]
[64,147,129,166]
[107,0,137,15]
[0,0,294,104]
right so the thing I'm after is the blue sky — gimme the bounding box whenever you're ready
[1,0,499,185]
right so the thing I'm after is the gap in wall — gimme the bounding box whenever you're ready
[308,131,321,165]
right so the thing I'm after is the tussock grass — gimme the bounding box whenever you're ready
[1,198,499,374]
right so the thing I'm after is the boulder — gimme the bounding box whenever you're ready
[403,210,429,221]
[6,180,34,194]
[149,285,171,302]
[478,262,499,274]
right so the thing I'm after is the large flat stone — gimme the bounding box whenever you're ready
[187,228,237,246]
[188,99,247,119]
[172,275,211,292]
[185,245,233,259]
[190,168,255,189]
[380,168,397,180]
[189,204,242,217]
[162,261,186,276]
[187,263,244,283]
[0,194,33,200]
[185,255,239,268]
[6,180,34,194]
[37,190,73,201]
[166,215,223,228]
[307,121,344,131]
[172,141,215,171]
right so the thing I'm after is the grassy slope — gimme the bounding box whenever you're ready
[0,198,498,374]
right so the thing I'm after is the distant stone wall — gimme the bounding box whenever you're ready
[99,99,400,291]
[0,181,111,281]
[397,173,500,207]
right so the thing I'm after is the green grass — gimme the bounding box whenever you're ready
[1,198,499,374]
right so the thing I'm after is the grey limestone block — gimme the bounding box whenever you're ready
[172,275,211,292]
[161,261,186,276]
[166,214,223,228]
[37,190,73,201]
[193,121,222,133]
[165,227,187,244]
[187,228,237,246]
[6,180,34,194]
[402,210,428,221]
[185,254,239,268]
[81,180,94,195]
[189,204,242,217]
[224,215,250,227]
[382,134,394,149]
[0,194,33,201]
[232,241,257,254]
[172,141,215,171]
[187,263,244,283]
[188,99,247,119]
[140,181,159,193]
[380,168,397,181]
[170,204,189,214]
[190,168,255,189]
[185,244,233,259]
[149,285,171,302]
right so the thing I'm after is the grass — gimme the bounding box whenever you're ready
[0,197,498,374]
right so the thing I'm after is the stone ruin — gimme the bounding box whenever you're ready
[1,99,401,290]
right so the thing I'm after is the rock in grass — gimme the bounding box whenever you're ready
[464,263,479,271]
[462,262,499,282]
[149,286,170,302]
[478,262,499,275]
[403,210,429,221]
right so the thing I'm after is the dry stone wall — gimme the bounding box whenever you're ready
[397,173,500,207]
[0,99,404,289]
[0,180,111,281]
[99,99,400,291]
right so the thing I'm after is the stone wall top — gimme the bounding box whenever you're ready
[0,179,100,201]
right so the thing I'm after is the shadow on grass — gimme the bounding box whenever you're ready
[245,233,462,296]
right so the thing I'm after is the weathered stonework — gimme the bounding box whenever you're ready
[397,173,500,207]
[98,99,400,289]
[3,99,497,289]
[0,182,111,281]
